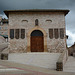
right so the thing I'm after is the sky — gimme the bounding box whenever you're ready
[0,0,75,47]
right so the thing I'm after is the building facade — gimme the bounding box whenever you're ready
[68,42,75,56]
[4,9,69,53]
[0,16,8,39]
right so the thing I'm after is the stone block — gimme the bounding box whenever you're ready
[56,62,63,71]
[1,53,8,60]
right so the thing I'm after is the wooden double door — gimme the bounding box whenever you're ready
[30,30,44,52]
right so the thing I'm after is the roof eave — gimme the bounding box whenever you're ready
[4,9,70,17]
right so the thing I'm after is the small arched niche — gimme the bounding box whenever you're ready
[46,19,52,23]
[22,20,28,23]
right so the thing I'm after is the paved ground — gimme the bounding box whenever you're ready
[0,60,75,75]
[0,61,34,75]
[63,56,75,73]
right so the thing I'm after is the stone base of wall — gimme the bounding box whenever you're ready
[9,48,27,53]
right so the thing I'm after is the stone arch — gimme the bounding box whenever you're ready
[27,26,48,52]
[31,30,43,36]
[28,27,47,37]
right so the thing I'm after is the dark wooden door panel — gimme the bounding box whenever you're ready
[31,36,44,52]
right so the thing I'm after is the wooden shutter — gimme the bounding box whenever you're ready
[60,28,64,39]
[21,29,25,39]
[10,29,14,39]
[54,29,59,39]
[49,29,53,39]
[15,29,19,39]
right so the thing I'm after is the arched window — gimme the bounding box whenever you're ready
[31,30,43,36]
[35,19,38,26]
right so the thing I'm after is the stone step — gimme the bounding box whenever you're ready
[8,53,61,69]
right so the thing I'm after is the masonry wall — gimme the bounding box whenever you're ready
[0,24,8,36]
[8,12,67,53]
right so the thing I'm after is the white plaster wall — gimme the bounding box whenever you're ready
[8,53,61,69]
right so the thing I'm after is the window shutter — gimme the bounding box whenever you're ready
[10,29,14,39]
[15,29,19,39]
[49,29,53,39]
[60,28,64,39]
[21,29,25,39]
[54,29,59,39]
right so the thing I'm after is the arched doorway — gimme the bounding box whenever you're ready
[30,30,44,52]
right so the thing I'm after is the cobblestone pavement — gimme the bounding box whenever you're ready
[0,60,75,75]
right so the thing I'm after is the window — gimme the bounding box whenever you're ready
[54,29,59,39]
[10,29,14,39]
[35,19,38,26]
[2,21,8,24]
[15,29,19,39]
[49,29,53,39]
[60,28,64,39]
[10,29,25,39]
[21,29,25,39]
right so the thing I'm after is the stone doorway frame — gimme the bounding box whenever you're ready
[27,26,48,52]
